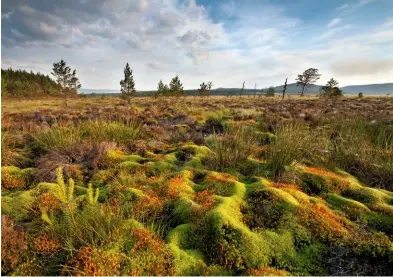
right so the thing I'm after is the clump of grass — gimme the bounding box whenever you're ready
[31,119,142,152]
[80,120,142,145]
[265,123,316,177]
[330,120,393,189]
[204,126,256,171]
[1,130,29,166]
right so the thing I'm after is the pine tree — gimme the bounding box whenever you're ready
[120,62,136,103]
[169,75,183,97]
[156,79,168,97]
[198,81,213,97]
[296,68,321,96]
[52,60,81,106]
[321,78,342,99]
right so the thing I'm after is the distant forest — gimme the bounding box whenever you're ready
[1,68,62,96]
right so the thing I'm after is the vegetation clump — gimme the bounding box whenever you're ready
[2,95,393,276]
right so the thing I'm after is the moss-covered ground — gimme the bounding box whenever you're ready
[2,96,393,276]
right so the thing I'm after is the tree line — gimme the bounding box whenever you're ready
[1,60,343,102]
[1,68,62,96]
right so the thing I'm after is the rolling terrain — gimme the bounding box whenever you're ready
[2,96,393,276]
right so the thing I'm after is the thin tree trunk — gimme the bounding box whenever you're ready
[300,84,306,96]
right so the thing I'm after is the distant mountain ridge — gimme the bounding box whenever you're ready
[79,82,393,96]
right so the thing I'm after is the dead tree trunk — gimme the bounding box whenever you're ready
[282,78,288,100]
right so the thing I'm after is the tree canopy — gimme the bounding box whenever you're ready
[1,68,61,97]
[296,68,321,96]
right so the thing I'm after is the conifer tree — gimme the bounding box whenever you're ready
[52,60,81,106]
[296,68,321,96]
[156,79,169,97]
[120,62,136,103]
[169,75,183,97]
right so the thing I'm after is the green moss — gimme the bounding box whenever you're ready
[1,166,34,190]
[117,161,142,172]
[183,145,212,169]
[300,172,331,195]
[172,199,193,225]
[1,190,35,221]
[325,193,370,211]
[342,187,392,206]
[168,224,206,275]
[144,161,176,176]
[204,172,239,197]
[90,169,115,187]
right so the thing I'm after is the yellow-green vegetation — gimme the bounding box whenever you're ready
[2,96,393,276]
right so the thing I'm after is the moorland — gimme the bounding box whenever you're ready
[2,95,393,276]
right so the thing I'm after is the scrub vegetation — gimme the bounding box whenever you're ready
[2,95,393,276]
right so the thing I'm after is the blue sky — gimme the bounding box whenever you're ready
[1,0,393,90]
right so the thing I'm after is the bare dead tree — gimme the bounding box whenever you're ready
[240,81,245,97]
[282,78,288,100]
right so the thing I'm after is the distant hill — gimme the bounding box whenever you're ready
[79,83,393,96]
[77,83,393,97]
[341,83,393,95]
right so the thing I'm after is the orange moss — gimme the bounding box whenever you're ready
[33,234,61,255]
[194,189,216,210]
[272,182,301,191]
[167,175,189,199]
[206,172,237,184]
[134,190,165,218]
[38,193,61,212]
[62,247,121,276]
[304,166,344,180]
[302,166,353,193]
[248,266,290,276]
[297,202,350,241]
[1,172,25,190]
[129,228,174,276]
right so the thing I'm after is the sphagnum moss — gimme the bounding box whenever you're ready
[2,96,393,276]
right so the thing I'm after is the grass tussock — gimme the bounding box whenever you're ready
[204,125,256,171]
[32,119,142,152]
[2,96,393,276]
[330,120,393,189]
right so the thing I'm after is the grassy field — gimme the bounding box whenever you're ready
[2,95,393,276]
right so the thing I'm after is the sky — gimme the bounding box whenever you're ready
[1,0,393,90]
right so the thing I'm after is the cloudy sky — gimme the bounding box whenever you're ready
[1,0,393,90]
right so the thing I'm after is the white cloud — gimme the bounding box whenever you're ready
[336,4,349,11]
[327,18,341,28]
[2,0,393,89]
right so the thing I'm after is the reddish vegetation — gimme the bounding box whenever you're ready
[1,215,26,273]
[33,233,62,255]
[1,172,25,190]
[272,182,301,191]
[248,266,290,276]
[304,166,345,180]
[297,202,350,240]
[130,228,174,276]
[134,190,166,218]
[206,173,237,184]
[62,247,121,276]
[38,192,61,212]
[194,189,216,210]
[167,175,188,199]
